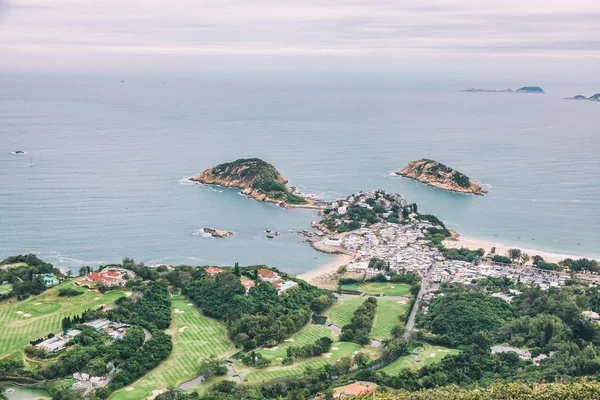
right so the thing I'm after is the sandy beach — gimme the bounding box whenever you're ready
[298,253,353,287]
[445,235,597,264]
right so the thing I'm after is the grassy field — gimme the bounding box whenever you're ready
[257,324,332,361]
[0,284,12,296]
[360,282,411,297]
[340,283,360,291]
[326,297,364,327]
[244,341,366,383]
[381,343,460,375]
[110,296,235,400]
[327,297,407,340]
[0,282,125,360]
[370,299,408,340]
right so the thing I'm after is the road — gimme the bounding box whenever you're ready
[403,270,430,341]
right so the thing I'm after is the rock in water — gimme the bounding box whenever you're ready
[396,159,487,195]
[203,228,233,238]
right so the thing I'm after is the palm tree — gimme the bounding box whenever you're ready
[520,253,531,266]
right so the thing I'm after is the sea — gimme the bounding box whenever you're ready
[1,71,599,274]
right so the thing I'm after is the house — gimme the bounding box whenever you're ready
[274,280,298,295]
[333,382,376,398]
[258,268,281,283]
[491,345,531,360]
[365,268,381,279]
[582,310,600,322]
[78,268,134,288]
[37,337,69,353]
[84,319,112,331]
[241,280,255,294]
[205,266,223,277]
[40,273,59,287]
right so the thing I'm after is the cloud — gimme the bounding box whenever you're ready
[0,0,599,70]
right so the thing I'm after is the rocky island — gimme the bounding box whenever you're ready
[516,86,545,93]
[190,158,319,208]
[396,159,487,195]
[202,227,233,238]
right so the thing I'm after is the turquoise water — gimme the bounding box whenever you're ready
[1,72,599,273]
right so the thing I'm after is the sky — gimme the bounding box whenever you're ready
[1,0,599,78]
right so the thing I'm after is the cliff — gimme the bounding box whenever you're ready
[190,158,311,207]
[516,86,545,93]
[396,159,486,195]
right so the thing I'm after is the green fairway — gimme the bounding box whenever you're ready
[381,343,460,374]
[370,299,408,340]
[339,283,360,291]
[326,297,364,327]
[0,282,125,360]
[0,284,12,296]
[327,297,407,340]
[110,298,235,399]
[258,324,332,360]
[359,282,412,296]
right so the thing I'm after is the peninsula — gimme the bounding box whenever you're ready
[190,158,318,208]
[396,159,486,195]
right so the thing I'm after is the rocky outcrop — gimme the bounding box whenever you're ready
[203,228,233,238]
[396,159,487,195]
[567,93,600,102]
[190,158,314,208]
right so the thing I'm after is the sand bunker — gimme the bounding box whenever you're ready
[332,347,339,351]
[125,387,134,392]
[324,353,332,358]
[94,297,100,300]
[16,311,23,315]
[187,303,193,306]
[267,346,279,351]
[429,353,436,357]
[125,291,133,297]
[179,326,188,333]
[149,389,167,400]
[34,302,42,305]
[284,338,295,342]
[23,313,32,317]
[173,309,185,314]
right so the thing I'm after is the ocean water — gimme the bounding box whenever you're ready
[1,72,599,273]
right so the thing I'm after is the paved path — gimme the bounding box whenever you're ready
[403,269,431,341]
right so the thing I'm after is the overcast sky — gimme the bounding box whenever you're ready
[1,0,599,77]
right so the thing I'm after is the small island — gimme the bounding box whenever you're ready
[516,86,545,93]
[190,158,318,208]
[396,159,487,195]
[566,93,600,102]
[202,227,233,238]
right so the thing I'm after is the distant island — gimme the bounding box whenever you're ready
[396,159,487,195]
[566,93,600,102]
[190,158,318,208]
[463,88,513,93]
[516,86,545,93]
[463,86,545,94]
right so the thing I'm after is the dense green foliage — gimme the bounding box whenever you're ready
[283,336,333,364]
[412,159,472,189]
[0,254,62,300]
[417,292,516,346]
[109,280,172,331]
[340,297,378,345]
[441,247,484,262]
[181,268,335,349]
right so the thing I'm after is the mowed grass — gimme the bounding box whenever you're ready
[111,298,235,400]
[340,283,360,291]
[327,297,364,327]
[258,324,332,360]
[244,342,365,383]
[381,343,460,375]
[0,283,125,360]
[359,282,412,297]
[370,299,408,340]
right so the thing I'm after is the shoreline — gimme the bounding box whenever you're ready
[445,235,599,264]
[298,253,353,287]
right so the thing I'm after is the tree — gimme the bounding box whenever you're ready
[490,247,496,255]
[353,352,370,368]
[198,355,227,379]
[234,262,240,277]
[507,249,522,263]
[532,255,544,266]
[520,253,530,266]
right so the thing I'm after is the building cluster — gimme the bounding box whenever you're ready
[76,267,136,288]
[84,319,130,340]
[257,268,299,295]
[35,329,82,353]
[491,345,550,366]
[204,266,298,295]
[429,260,568,289]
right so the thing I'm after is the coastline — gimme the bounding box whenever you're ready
[445,235,598,264]
[298,253,353,287]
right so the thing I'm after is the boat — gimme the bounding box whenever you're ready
[13,150,25,154]
[266,234,274,239]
